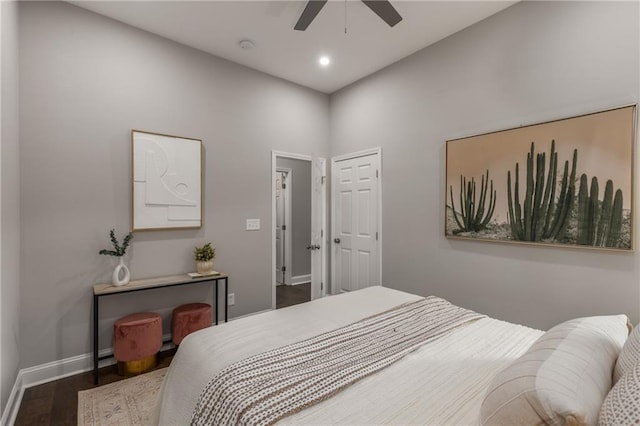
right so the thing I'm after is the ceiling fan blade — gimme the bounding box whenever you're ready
[361,0,402,27]
[294,0,328,31]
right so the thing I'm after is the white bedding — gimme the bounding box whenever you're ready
[154,287,542,425]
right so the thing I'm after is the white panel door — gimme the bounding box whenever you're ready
[333,153,379,292]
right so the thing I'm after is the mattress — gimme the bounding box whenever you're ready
[153,286,543,425]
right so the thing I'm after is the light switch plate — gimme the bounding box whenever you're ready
[246,219,260,231]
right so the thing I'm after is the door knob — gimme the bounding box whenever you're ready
[307,244,321,250]
[334,238,341,244]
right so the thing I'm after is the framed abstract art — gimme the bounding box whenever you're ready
[132,130,202,231]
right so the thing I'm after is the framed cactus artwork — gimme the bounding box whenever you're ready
[445,105,636,251]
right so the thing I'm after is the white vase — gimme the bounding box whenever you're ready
[112,257,130,286]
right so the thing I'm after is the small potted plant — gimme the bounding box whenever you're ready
[99,229,133,286]
[194,242,216,274]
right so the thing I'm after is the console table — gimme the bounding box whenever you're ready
[92,273,229,384]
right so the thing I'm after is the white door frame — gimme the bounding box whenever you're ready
[275,167,292,286]
[314,156,328,300]
[330,148,383,294]
[271,151,327,309]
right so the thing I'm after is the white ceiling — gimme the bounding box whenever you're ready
[70,1,516,94]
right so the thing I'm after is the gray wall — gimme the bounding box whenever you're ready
[276,157,312,279]
[1,0,21,414]
[18,1,329,368]
[330,1,640,330]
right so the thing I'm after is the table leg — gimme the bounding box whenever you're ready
[215,280,219,325]
[211,281,215,325]
[93,294,99,385]
[224,277,228,322]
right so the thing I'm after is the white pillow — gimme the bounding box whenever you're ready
[613,323,640,383]
[481,315,629,426]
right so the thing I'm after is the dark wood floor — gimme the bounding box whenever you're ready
[15,349,175,426]
[276,283,310,309]
[15,287,310,425]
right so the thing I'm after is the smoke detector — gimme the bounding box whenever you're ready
[239,39,255,50]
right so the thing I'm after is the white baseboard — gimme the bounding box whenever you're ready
[1,371,23,426]
[291,274,311,285]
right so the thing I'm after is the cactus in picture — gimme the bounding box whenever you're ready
[576,175,623,247]
[449,170,497,233]
[576,175,599,245]
[507,140,577,242]
[608,190,624,247]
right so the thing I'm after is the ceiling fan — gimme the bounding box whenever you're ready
[294,0,402,31]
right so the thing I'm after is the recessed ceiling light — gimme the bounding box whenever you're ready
[319,56,330,67]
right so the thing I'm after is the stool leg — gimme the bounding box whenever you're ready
[118,354,157,376]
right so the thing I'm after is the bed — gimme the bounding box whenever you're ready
[152,286,634,425]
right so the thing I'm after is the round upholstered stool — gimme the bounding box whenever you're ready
[113,312,162,376]
[172,303,212,345]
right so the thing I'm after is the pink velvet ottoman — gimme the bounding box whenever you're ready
[113,312,162,375]
[172,303,212,345]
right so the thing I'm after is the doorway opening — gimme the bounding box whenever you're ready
[275,162,310,308]
[271,151,327,310]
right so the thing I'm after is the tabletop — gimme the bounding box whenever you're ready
[93,273,228,295]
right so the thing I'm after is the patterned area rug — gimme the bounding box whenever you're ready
[77,368,166,426]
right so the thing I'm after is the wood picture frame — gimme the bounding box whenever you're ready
[131,130,203,231]
[445,105,636,251]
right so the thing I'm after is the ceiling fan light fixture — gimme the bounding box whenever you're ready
[319,56,331,67]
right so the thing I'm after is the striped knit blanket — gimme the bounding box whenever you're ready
[191,296,484,426]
